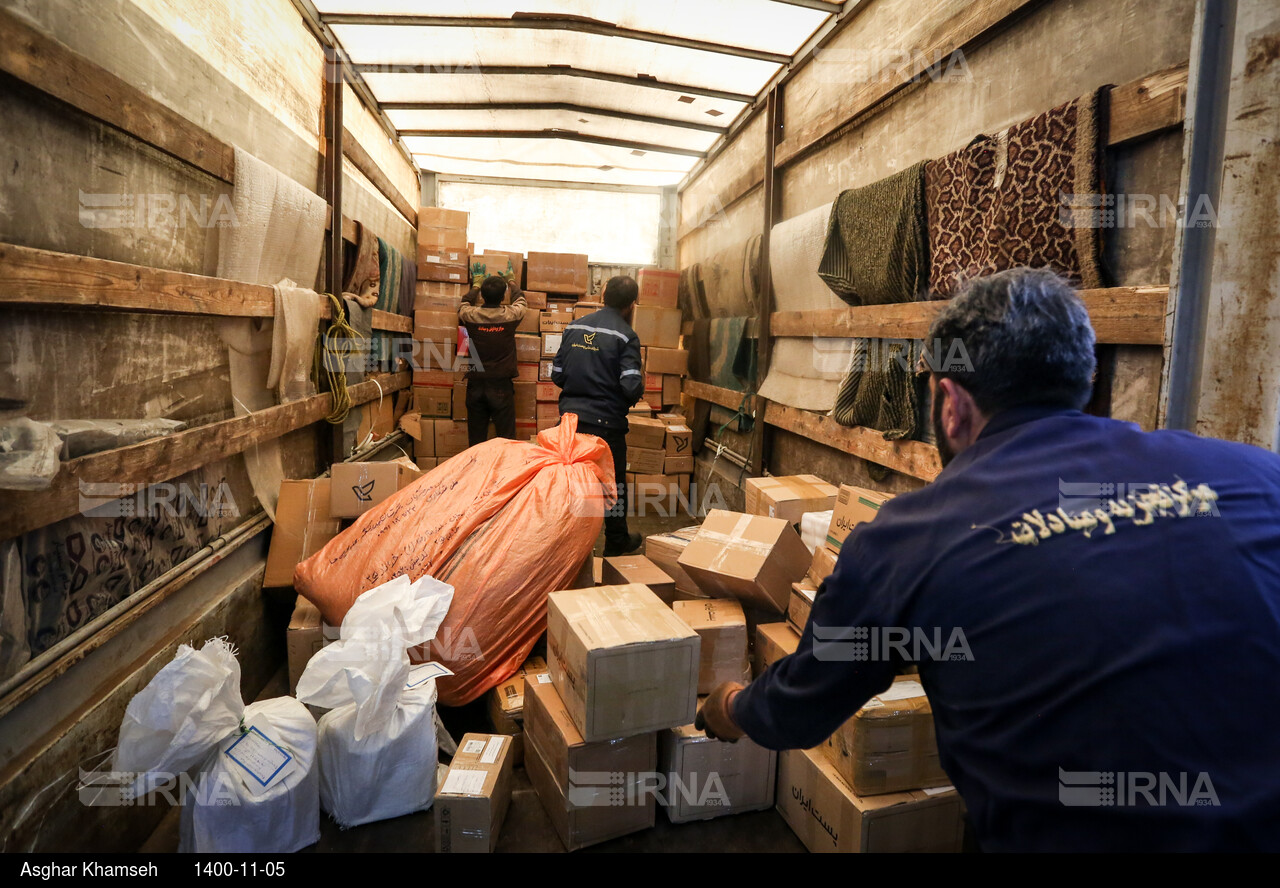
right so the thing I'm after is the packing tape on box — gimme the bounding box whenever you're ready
[702,514,778,573]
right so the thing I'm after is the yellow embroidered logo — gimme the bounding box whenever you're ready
[583,332,596,345]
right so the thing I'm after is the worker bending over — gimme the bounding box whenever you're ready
[458,275,526,447]
[552,275,645,556]
[699,267,1280,852]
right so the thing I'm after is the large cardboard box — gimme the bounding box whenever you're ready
[522,290,548,310]
[435,733,514,853]
[645,347,689,376]
[418,207,468,250]
[745,475,839,526]
[286,595,325,695]
[788,581,818,635]
[644,526,707,599]
[516,310,541,334]
[755,622,801,677]
[625,415,667,450]
[435,419,471,459]
[413,368,455,389]
[601,555,675,604]
[514,335,541,364]
[414,385,452,418]
[471,251,523,284]
[514,381,536,419]
[573,301,603,320]
[524,680,656,851]
[828,485,895,551]
[329,458,421,518]
[514,362,539,383]
[418,250,470,284]
[631,305,682,349]
[637,268,679,309]
[401,414,436,463]
[625,446,665,475]
[776,747,963,853]
[678,511,811,612]
[414,280,466,312]
[671,599,749,693]
[536,382,559,402]
[526,252,589,295]
[659,713,776,823]
[540,312,570,334]
[547,584,700,741]
[665,423,693,457]
[644,372,664,393]
[823,676,950,797]
[486,656,550,767]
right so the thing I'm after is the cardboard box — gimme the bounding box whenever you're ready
[631,473,689,507]
[631,305,682,349]
[486,655,550,767]
[413,368,456,388]
[644,526,707,599]
[541,332,563,356]
[435,419,471,459]
[745,475,839,526]
[522,290,548,310]
[329,458,421,518]
[514,335,541,364]
[664,454,693,474]
[414,280,465,312]
[755,622,801,677]
[644,372,664,393]
[452,381,468,420]
[471,251,523,284]
[664,423,693,456]
[678,511,811,612]
[516,309,541,334]
[662,375,682,405]
[515,361,539,383]
[418,255,470,284]
[355,398,394,443]
[523,681,656,851]
[776,747,964,853]
[418,207,468,248]
[671,599,750,693]
[573,301,604,320]
[527,252,589,295]
[643,391,663,411]
[415,309,457,333]
[828,485,895,551]
[418,457,438,470]
[516,418,536,440]
[414,385,452,418]
[536,417,558,433]
[809,543,838,584]
[547,584,700,741]
[822,675,950,797]
[626,446,666,475]
[539,359,555,381]
[788,581,817,635]
[286,595,325,695]
[402,414,436,463]
[435,733,514,853]
[645,347,689,376]
[601,555,675,604]
[659,713,776,823]
[637,268,679,309]
[514,381,536,419]
[536,382,559,402]
[540,313,570,334]
[626,416,667,450]
[536,401,559,423]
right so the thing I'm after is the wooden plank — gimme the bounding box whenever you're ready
[769,286,1169,345]
[0,242,411,331]
[0,371,409,541]
[751,86,784,475]
[1107,63,1189,147]
[684,380,756,414]
[342,126,418,229]
[774,0,1043,169]
[765,402,943,481]
[0,8,235,183]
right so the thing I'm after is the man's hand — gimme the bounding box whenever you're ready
[695,681,746,742]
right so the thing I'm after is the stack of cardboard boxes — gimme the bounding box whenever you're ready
[524,251,589,433]
[414,208,469,441]
[636,268,687,412]
[625,414,692,512]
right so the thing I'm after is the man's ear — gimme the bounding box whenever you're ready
[936,377,983,447]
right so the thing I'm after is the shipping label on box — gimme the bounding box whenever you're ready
[541,332,563,356]
[828,484,895,551]
[745,475,839,526]
[626,447,666,475]
[754,622,800,677]
[515,335,541,364]
[823,676,950,797]
[775,747,963,853]
[265,479,340,587]
[414,385,452,418]
[660,716,776,823]
[539,359,555,381]
[645,347,689,376]
[631,305,682,349]
[678,510,811,612]
[546,584,699,742]
[672,599,750,693]
[626,415,667,450]
[601,555,675,604]
[637,268,679,309]
[435,733,513,853]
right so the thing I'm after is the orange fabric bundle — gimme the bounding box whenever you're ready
[294,414,614,705]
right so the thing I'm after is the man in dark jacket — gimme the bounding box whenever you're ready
[458,275,527,446]
[552,275,645,556]
[697,267,1280,852]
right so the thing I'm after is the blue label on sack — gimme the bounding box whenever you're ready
[225,726,293,793]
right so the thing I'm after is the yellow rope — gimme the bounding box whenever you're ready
[319,291,363,425]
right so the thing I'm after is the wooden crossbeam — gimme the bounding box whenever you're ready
[683,380,757,413]
[765,402,944,481]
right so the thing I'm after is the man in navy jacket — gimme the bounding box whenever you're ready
[698,267,1280,851]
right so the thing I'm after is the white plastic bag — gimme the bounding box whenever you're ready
[799,509,834,554]
[296,573,454,828]
[179,697,321,853]
[113,638,320,853]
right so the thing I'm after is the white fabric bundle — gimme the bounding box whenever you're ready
[296,573,455,829]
